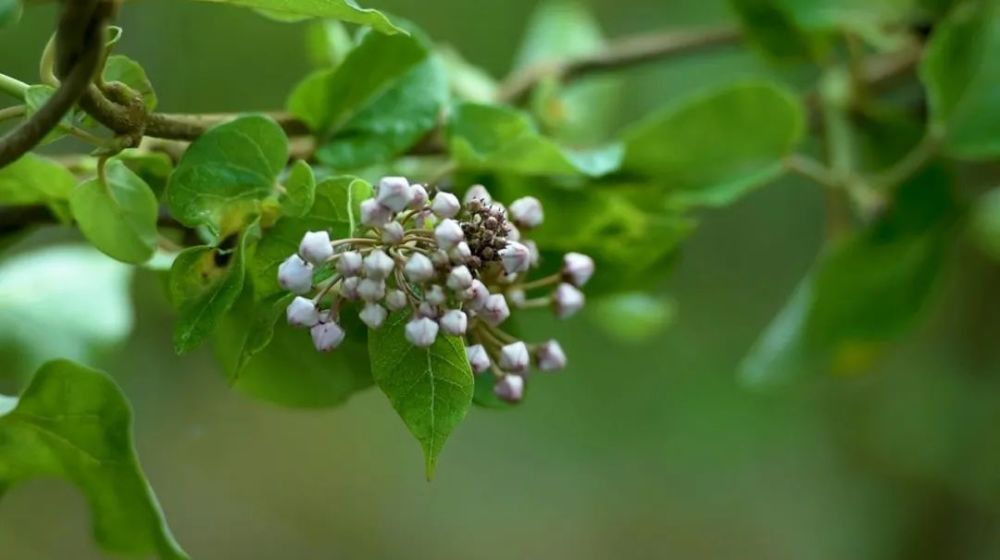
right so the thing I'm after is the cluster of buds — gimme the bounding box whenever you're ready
[277,177,594,403]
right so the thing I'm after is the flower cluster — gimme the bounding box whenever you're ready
[277,177,594,403]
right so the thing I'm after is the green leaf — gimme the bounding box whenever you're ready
[438,45,498,103]
[0,0,22,28]
[727,0,823,60]
[250,176,371,301]
[0,246,134,380]
[969,187,1000,259]
[189,0,402,33]
[213,291,373,408]
[741,166,959,387]
[920,0,1000,159]
[103,54,157,111]
[170,222,259,354]
[307,19,354,67]
[281,159,316,217]
[166,115,288,236]
[589,292,676,344]
[369,312,474,477]
[0,154,76,221]
[70,159,159,264]
[0,360,186,559]
[623,81,805,206]
[448,102,623,177]
[23,85,89,144]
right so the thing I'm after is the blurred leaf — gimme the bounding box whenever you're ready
[438,45,498,103]
[70,159,159,264]
[0,360,186,559]
[921,0,1000,159]
[449,103,622,177]
[0,0,21,28]
[250,176,371,301]
[0,246,134,380]
[0,154,75,221]
[623,82,805,206]
[369,312,474,478]
[189,0,402,34]
[281,159,316,217]
[170,221,260,354]
[23,85,88,144]
[969,187,1000,259]
[103,55,157,111]
[589,292,676,344]
[307,19,353,67]
[166,115,287,236]
[741,166,959,386]
[728,0,821,60]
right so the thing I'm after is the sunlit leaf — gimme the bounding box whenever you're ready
[0,154,76,222]
[189,0,402,34]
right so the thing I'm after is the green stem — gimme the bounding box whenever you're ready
[0,73,29,100]
[871,129,942,192]
[0,105,27,123]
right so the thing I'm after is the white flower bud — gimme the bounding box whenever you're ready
[507,223,521,242]
[494,375,524,403]
[509,196,544,228]
[481,293,510,326]
[439,309,468,336]
[360,303,388,329]
[385,289,408,311]
[562,252,595,287]
[361,198,392,227]
[431,192,461,218]
[446,265,473,291]
[500,241,531,274]
[431,249,451,268]
[404,253,435,282]
[524,240,540,267]
[417,301,439,319]
[466,344,490,374]
[299,230,334,264]
[462,279,489,310]
[425,284,446,306]
[434,219,464,250]
[363,249,394,280]
[337,251,363,277]
[358,278,386,302]
[463,184,492,205]
[449,242,471,264]
[376,176,413,212]
[310,321,345,352]
[507,289,526,307]
[405,316,439,347]
[318,309,332,324]
[381,221,405,245]
[500,341,530,374]
[409,184,428,209]
[340,277,360,300]
[286,296,320,328]
[553,282,585,319]
[278,255,313,295]
[536,340,567,371]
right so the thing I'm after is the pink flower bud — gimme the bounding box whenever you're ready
[499,341,529,374]
[494,375,524,403]
[278,255,313,295]
[553,283,585,319]
[509,196,544,228]
[361,198,391,227]
[466,344,490,374]
[409,184,428,209]
[462,279,489,310]
[439,309,468,336]
[311,321,345,352]
[360,302,388,329]
[376,176,413,212]
[299,230,334,264]
[405,316,439,347]
[287,296,320,328]
[562,252,595,287]
[431,192,461,218]
[434,219,464,250]
[536,340,566,371]
[481,293,510,326]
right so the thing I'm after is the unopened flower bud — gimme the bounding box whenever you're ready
[386,289,408,311]
[466,344,490,374]
[376,176,413,212]
[311,321,345,352]
[426,284,446,306]
[449,242,471,264]
[463,184,492,205]
[536,340,566,371]
[337,251,363,277]
[481,293,510,326]
[287,296,320,328]
[500,241,531,274]
[431,192,461,218]
[361,198,392,227]
[524,241,540,267]
[418,301,439,319]
[278,255,313,295]
[507,223,521,242]
[299,230,334,264]
[463,279,489,310]
[431,249,451,268]
[435,219,464,250]
[358,278,386,302]
[507,289,526,307]
[562,252,595,287]
[341,277,360,300]
[363,249,394,280]
[499,341,530,374]
[360,303,388,329]
[381,221,405,244]
[494,375,524,403]
[553,283,585,319]
[405,316,439,347]
[446,265,473,291]
[404,253,434,282]
[439,309,468,336]
[410,184,428,209]
[509,196,544,228]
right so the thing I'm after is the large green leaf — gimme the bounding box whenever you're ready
[623,81,805,206]
[70,159,159,264]
[166,115,288,236]
[189,0,401,33]
[369,312,474,478]
[449,103,623,177]
[920,0,1000,159]
[0,246,134,380]
[0,0,22,28]
[0,154,76,221]
[0,360,186,559]
[170,222,259,354]
[741,166,959,386]
[250,176,371,301]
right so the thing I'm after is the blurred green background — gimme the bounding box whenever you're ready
[2,0,1000,558]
